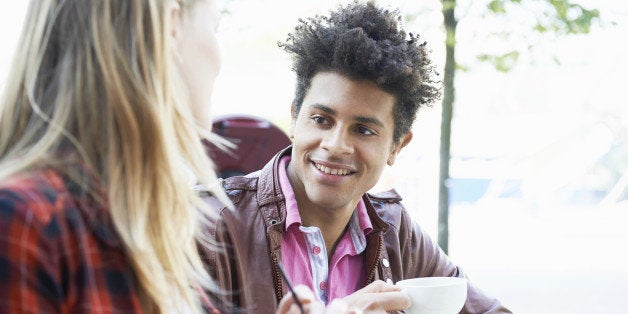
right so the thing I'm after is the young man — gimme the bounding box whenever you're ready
[204,1,512,313]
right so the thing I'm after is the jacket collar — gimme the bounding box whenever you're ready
[256,146,290,209]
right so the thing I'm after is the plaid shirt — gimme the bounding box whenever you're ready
[0,168,220,313]
[0,168,145,313]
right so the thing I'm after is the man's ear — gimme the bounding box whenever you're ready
[387,132,413,166]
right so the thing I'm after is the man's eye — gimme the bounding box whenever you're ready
[357,126,375,135]
[312,116,328,124]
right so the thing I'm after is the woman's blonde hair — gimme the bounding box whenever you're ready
[0,0,228,312]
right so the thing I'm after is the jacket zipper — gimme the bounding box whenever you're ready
[271,253,284,303]
[366,232,383,283]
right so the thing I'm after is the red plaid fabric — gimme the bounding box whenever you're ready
[0,169,220,313]
[0,169,143,313]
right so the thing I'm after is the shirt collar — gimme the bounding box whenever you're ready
[277,155,302,229]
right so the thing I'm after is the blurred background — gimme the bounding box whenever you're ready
[1,1,626,313]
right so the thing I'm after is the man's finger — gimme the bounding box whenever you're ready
[357,280,402,293]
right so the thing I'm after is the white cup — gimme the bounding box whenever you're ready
[395,277,467,314]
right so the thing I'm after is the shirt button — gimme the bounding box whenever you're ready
[319,281,326,291]
[382,258,390,268]
[386,278,393,285]
[312,246,321,255]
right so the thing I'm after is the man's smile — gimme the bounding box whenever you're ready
[313,162,352,176]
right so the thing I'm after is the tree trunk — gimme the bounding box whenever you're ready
[438,0,457,254]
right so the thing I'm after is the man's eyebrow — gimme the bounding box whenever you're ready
[354,115,384,127]
[311,103,335,114]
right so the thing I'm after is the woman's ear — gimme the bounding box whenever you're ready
[168,0,183,58]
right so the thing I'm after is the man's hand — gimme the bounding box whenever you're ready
[277,285,326,314]
[339,280,411,313]
[276,281,410,314]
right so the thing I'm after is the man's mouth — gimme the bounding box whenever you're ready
[313,162,352,176]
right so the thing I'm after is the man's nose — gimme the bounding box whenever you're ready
[321,127,354,155]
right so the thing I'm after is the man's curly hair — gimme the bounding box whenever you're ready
[279,0,441,144]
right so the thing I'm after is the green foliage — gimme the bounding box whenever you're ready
[540,0,600,34]
[481,0,600,72]
[488,0,522,13]
[477,51,520,73]
[456,63,470,72]
[488,0,506,13]
[487,0,600,35]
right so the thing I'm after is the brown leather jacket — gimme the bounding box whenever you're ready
[202,147,512,314]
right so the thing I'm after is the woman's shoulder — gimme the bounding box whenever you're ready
[0,169,72,225]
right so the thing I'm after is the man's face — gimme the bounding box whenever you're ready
[287,71,411,213]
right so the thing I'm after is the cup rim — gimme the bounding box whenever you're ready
[396,276,467,288]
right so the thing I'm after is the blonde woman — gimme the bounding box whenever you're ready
[0,0,230,312]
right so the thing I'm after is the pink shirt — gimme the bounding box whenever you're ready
[278,156,372,304]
